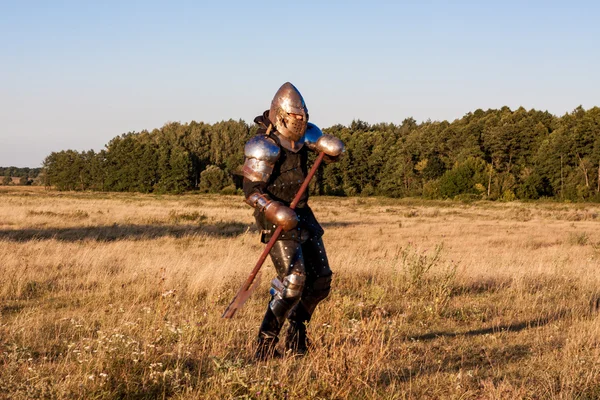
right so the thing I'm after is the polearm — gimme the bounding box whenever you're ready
[222,151,326,318]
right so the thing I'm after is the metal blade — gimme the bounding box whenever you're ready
[222,272,262,319]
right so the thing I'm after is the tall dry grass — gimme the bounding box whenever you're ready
[1,186,600,399]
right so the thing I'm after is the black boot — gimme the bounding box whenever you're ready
[255,335,282,360]
[285,321,310,356]
[255,307,283,361]
[286,302,312,356]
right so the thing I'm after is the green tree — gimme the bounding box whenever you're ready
[34,106,600,202]
[438,157,487,199]
[199,165,232,193]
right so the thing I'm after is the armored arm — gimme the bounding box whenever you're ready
[303,123,345,162]
[242,136,298,231]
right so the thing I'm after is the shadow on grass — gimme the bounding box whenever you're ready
[0,222,255,242]
[1,303,26,314]
[0,221,363,242]
[383,311,576,385]
[386,343,532,384]
[320,221,362,228]
[407,309,571,342]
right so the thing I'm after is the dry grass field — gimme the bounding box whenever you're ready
[2,186,600,399]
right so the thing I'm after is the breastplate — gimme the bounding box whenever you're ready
[266,146,308,206]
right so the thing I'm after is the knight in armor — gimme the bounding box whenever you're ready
[242,82,344,359]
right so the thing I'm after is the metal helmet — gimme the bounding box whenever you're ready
[269,82,309,143]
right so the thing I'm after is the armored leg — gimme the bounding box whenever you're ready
[255,307,282,360]
[286,236,332,355]
[256,240,305,359]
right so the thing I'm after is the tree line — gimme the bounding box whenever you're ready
[0,167,42,186]
[41,106,600,201]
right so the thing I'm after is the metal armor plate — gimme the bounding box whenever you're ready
[303,123,323,151]
[243,136,280,182]
[269,82,309,142]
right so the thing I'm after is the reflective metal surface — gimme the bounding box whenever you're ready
[245,135,280,161]
[269,82,308,142]
[245,192,271,210]
[316,135,345,157]
[303,123,323,151]
[243,158,273,182]
[276,134,304,153]
[243,135,280,182]
[269,272,306,323]
[282,273,306,298]
[264,202,299,231]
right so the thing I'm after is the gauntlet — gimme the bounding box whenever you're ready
[246,193,299,231]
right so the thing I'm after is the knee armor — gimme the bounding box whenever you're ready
[269,273,306,323]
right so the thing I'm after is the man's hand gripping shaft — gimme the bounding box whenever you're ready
[245,193,298,232]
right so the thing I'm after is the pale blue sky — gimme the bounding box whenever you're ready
[1,1,598,167]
